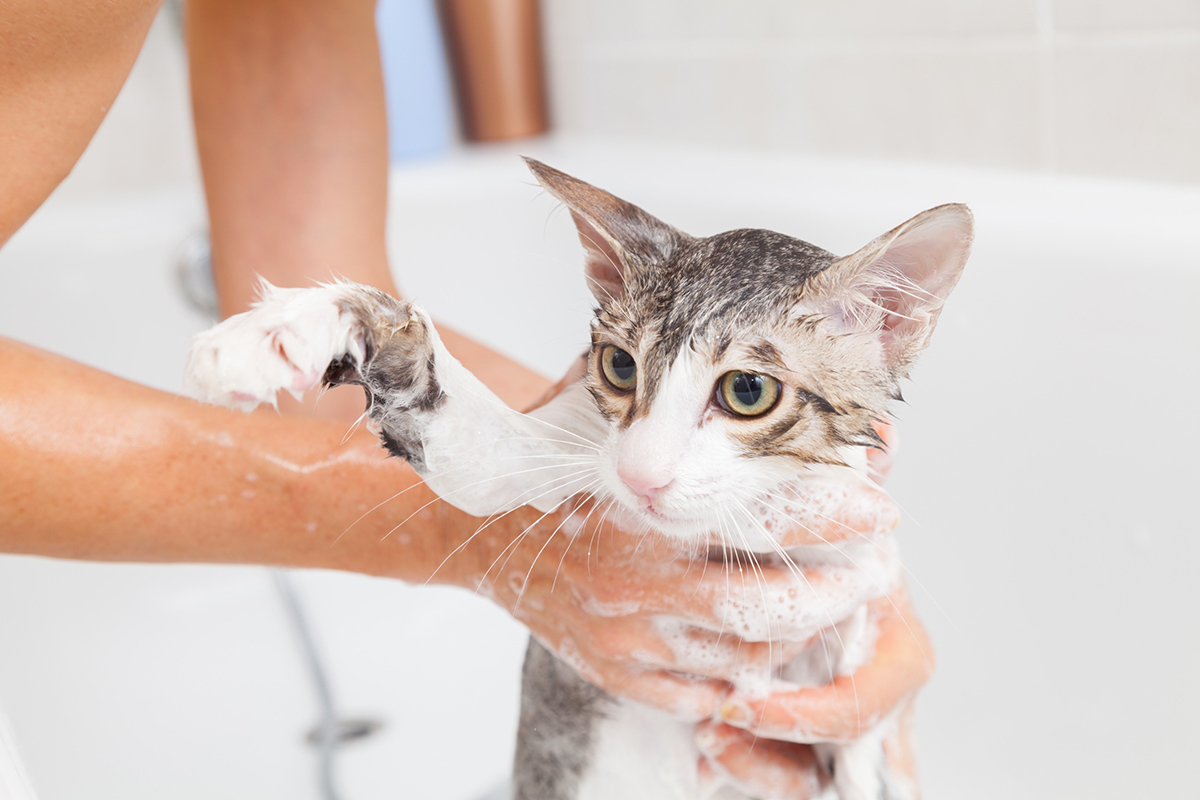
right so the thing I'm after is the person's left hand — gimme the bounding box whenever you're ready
[714,590,933,743]
[694,591,931,797]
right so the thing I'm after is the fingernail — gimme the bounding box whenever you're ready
[719,701,750,723]
[872,496,901,534]
[694,728,719,752]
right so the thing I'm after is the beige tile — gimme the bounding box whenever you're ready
[1053,0,1200,33]
[768,0,1041,41]
[546,45,1043,171]
[768,46,1043,169]
[543,0,1039,47]
[547,55,779,148]
[540,0,591,63]
[1053,41,1200,182]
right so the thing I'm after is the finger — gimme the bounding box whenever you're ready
[609,557,888,645]
[765,478,900,548]
[882,700,920,791]
[531,629,728,722]
[696,721,825,799]
[720,598,934,743]
[595,665,728,723]
[585,615,812,679]
[583,561,892,647]
[865,419,897,483]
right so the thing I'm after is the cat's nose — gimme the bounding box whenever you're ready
[619,471,672,502]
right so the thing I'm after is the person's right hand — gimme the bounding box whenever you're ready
[437,464,905,720]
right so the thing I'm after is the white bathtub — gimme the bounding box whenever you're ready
[1,140,1197,800]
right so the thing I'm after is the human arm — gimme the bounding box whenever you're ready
[0,0,161,245]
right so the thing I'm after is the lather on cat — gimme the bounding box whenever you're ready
[185,159,971,800]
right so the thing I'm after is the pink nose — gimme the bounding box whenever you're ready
[619,471,672,502]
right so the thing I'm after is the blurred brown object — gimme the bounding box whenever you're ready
[439,0,548,141]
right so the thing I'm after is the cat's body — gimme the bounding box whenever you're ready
[184,160,972,799]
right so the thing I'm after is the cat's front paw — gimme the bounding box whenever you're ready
[183,283,369,411]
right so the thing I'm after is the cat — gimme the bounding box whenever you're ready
[184,158,972,800]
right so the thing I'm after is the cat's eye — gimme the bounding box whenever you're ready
[717,371,781,417]
[600,345,637,391]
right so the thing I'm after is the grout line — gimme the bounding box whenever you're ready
[569,34,1043,63]
[549,28,1200,66]
[1053,28,1200,47]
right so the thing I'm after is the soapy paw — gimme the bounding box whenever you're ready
[184,282,374,411]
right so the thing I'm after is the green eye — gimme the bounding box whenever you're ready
[601,345,637,391]
[717,371,781,417]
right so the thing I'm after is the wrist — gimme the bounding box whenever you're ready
[430,502,547,596]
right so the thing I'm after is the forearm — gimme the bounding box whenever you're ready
[187,0,393,314]
[0,336,521,585]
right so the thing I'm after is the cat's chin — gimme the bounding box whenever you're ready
[610,502,783,553]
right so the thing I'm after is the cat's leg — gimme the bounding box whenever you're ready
[514,638,613,800]
[184,281,605,515]
[781,598,915,800]
[814,717,913,800]
[517,638,743,800]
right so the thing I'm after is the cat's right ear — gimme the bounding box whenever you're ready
[524,158,683,303]
[805,203,974,377]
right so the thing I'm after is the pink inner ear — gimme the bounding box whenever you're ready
[829,205,972,372]
[570,210,627,302]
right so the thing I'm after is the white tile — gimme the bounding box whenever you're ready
[543,0,1039,47]
[548,55,787,149]
[771,46,1042,169]
[1054,0,1200,33]
[1053,41,1200,182]
[549,46,1043,171]
[769,0,1041,41]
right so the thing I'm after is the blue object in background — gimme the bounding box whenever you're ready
[376,0,455,162]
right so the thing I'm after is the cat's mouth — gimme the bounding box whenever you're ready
[640,504,677,523]
[629,500,708,537]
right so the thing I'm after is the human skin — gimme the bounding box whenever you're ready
[0,0,163,245]
[0,0,932,792]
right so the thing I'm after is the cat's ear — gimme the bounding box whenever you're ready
[807,203,973,376]
[524,158,683,302]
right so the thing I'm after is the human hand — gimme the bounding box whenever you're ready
[444,482,904,721]
[714,590,933,744]
[691,423,931,795]
[695,696,921,799]
[694,591,932,797]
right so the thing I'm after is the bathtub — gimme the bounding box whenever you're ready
[1,140,1196,800]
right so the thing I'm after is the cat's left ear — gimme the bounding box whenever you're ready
[807,203,974,376]
[524,158,683,303]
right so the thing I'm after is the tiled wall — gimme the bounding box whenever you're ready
[542,0,1200,183]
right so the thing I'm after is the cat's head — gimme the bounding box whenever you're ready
[526,159,973,543]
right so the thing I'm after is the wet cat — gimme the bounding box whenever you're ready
[184,159,972,800]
